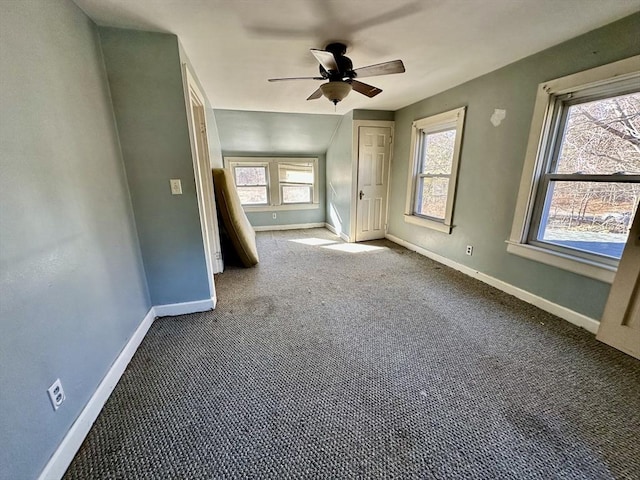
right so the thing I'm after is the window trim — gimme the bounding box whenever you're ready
[507,55,640,283]
[224,157,319,212]
[404,106,466,234]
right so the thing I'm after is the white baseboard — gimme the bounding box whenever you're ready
[38,296,218,479]
[252,222,325,232]
[324,223,350,242]
[385,234,600,334]
[38,308,156,480]
[153,297,215,317]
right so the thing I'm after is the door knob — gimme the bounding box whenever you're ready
[359,190,364,200]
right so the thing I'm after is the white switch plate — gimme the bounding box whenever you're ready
[170,179,182,195]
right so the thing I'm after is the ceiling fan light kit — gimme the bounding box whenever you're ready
[268,42,405,106]
[320,81,353,105]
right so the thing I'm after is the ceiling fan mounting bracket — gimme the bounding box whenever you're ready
[324,42,347,56]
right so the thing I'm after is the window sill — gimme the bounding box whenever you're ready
[505,241,616,283]
[243,203,320,213]
[403,214,452,234]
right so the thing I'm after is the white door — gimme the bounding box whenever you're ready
[355,126,392,242]
[596,208,640,359]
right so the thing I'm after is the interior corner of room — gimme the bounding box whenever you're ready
[1,1,638,479]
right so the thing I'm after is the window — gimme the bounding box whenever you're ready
[224,157,319,211]
[233,164,269,205]
[404,106,466,233]
[278,162,314,204]
[508,56,640,282]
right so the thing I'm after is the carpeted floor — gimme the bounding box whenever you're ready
[64,228,640,479]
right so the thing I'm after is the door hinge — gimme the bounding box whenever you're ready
[200,123,206,134]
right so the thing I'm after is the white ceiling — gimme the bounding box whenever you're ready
[74,0,639,115]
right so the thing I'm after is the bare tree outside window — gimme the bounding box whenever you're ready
[416,129,456,219]
[234,166,269,205]
[536,92,640,259]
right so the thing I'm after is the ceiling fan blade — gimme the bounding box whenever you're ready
[351,80,382,98]
[352,60,405,78]
[310,49,338,72]
[306,88,323,100]
[268,76,324,82]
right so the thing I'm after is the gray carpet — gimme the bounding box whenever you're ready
[64,228,640,479]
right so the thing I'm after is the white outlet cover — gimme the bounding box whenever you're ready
[47,378,65,411]
[170,179,183,195]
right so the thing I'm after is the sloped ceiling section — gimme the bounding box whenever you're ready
[214,110,342,154]
[74,0,640,114]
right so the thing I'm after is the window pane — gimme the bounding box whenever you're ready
[421,129,456,174]
[416,177,449,219]
[537,180,638,259]
[235,166,267,186]
[279,163,313,184]
[555,92,640,175]
[282,185,312,204]
[236,186,268,205]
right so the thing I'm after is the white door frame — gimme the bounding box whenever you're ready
[350,120,395,242]
[182,64,223,304]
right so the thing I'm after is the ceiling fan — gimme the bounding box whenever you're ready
[268,42,405,105]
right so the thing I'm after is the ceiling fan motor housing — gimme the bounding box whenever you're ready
[319,42,355,80]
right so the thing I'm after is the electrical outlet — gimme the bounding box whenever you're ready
[272,213,277,219]
[466,245,473,256]
[47,379,65,411]
[169,179,182,195]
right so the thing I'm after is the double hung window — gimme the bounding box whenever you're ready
[508,56,640,281]
[404,107,466,233]
[232,163,269,206]
[278,162,315,204]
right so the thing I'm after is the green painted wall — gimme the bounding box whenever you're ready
[353,109,395,121]
[206,109,224,169]
[387,13,640,320]
[99,28,211,305]
[214,109,341,154]
[0,2,150,478]
[325,111,355,238]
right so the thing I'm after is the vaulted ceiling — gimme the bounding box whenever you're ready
[74,0,639,115]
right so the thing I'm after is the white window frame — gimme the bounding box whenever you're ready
[224,157,319,212]
[404,106,466,234]
[507,55,640,283]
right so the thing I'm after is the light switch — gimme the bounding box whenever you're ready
[170,179,182,195]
